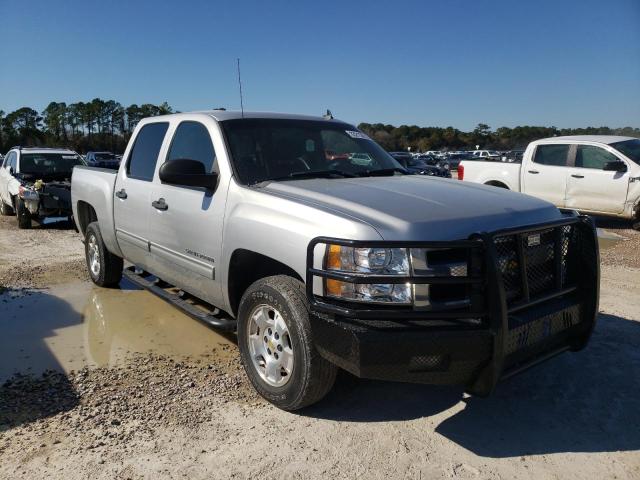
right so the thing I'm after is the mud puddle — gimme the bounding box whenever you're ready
[598,228,625,250]
[0,280,236,381]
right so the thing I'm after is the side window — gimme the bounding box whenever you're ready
[166,121,216,172]
[126,122,169,181]
[533,144,569,166]
[576,145,619,170]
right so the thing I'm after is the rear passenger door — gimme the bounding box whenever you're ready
[147,120,227,306]
[113,122,169,270]
[522,144,570,207]
[566,144,629,214]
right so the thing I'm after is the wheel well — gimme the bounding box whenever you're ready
[485,180,509,189]
[76,201,98,236]
[227,249,303,317]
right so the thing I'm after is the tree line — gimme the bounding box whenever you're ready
[0,99,174,154]
[1,99,638,154]
[358,122,640,152]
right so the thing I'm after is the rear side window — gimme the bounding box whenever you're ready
[166,121,216,172]
[127,122,169,181]
[575,145,618,169]
[533,144,569,166]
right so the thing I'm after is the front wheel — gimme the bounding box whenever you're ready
[237,275,337,410]
[15,198,32,228]
[85,221,123,287]
[0,198,14,216]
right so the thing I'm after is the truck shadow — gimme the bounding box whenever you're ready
[307,313,640,457]
[0,288,82,431]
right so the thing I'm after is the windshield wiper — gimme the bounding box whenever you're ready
[355,167,408,177]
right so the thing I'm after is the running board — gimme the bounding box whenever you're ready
[123,267,236,332]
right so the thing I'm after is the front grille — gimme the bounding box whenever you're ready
[494,224,579,306]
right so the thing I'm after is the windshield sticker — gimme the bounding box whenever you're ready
[345,130,370,140]
[62,155,77,159]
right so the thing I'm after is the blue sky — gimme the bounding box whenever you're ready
[0,0,638,130]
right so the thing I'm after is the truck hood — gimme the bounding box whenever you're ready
[263,176,563,240]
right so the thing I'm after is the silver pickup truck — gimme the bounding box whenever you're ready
[72,110,600,410]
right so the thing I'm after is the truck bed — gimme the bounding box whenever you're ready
[71,165,121,256]
[460,160,522,191]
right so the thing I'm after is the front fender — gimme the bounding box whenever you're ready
[220,184,382,310]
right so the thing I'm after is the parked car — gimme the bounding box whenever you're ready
[85,151,121,169]
[501,149,525,163]
[391,153,451,178]
[459,135,640,228]
[0,147,84,228]
[72,111,599,410]
[443,152,473,170]
[471,150,501,158]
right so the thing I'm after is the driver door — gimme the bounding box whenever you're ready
[565,144,629,214]
[147,120,227,307]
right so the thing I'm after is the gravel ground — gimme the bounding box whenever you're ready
[0,214,639,479]
[0,216,88,290]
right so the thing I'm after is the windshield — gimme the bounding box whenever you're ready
[221,119,403,184]
[94,153,116,160]
[19,153,84,176]
[612,139,640,165]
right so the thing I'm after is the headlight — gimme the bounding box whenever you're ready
[323,245,411,304]
[18,185,39,201]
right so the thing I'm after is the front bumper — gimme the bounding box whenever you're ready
[306,216,599,395]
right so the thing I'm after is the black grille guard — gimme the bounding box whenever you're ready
[306,214,600,395]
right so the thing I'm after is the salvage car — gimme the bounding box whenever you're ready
[0,147,84,228]
[72,111,599,410]
[459,136,640,229]
[391,152,451,178]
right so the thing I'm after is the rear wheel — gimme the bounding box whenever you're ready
[237,275,337,410]
[15,198,32,229]
[85,221,123,287]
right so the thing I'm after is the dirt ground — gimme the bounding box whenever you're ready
[0,214,639,479]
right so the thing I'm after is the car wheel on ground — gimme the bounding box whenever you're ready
[237,275,337,410]
[0,198,14,216]
[85,221,123,287]
[15,198,32,228]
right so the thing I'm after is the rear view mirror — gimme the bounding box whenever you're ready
[159,159,218,189]
[603,161,627,173]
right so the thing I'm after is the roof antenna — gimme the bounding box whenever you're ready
[323,109,333,120]
[237,58,244,118]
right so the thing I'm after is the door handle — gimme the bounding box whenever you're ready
[152,198,168,211]
[528,170,539,174]
[115,188,127,199]
[571,174,585,179]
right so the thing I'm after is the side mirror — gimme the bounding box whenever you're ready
[159,159,218,189]
[603,161,627,173]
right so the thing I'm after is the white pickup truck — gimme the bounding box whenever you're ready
[459,136,640,228]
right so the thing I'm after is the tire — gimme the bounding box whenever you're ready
[85,221,123,287]
[633,220,640,231]
[237,275,337,410]
[15,198,32,229]
[0,198,14,216]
